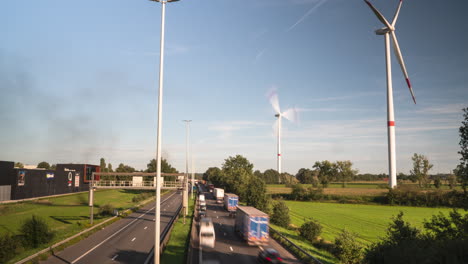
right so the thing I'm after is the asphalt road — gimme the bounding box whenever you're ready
[189,186,300,264]
[42,190,182,264]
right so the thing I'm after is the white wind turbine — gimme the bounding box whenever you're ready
[364,0,416,189]
[268,90,297,178]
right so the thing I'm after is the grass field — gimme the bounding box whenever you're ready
[266,185,387,197]
[0,189,166,263]
[161,196,195,264]
[284,201,464,245]
[0,189,159,237]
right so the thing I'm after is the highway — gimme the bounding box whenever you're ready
[189,186,300,264]
[42,190,182,264]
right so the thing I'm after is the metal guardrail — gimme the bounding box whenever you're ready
[144,200,183,264]
[269,226,322,264]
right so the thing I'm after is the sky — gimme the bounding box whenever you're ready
[1,0,467,175]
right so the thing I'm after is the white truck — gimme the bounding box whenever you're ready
[213,188,224,204]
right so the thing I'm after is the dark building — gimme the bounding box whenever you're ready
[0,161,100,201]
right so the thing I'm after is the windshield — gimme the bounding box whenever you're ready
[201,232,214,237]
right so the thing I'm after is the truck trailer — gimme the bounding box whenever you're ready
[213,188,224,203]
[235,206,269,245]
[224,193,238,215]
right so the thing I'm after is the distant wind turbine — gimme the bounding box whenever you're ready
[268,90,297,178]
[364,0,416,189]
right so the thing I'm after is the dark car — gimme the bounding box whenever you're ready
[197,210,206,220]
[257,248,284,264]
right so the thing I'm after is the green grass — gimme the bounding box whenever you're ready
[284,201,465,245]
[0,189,166,263]
[270,224,338,264]
[161,196,195,264]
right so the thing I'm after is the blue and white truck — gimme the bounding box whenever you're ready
[235,206,269,245]
[224,193,238,216]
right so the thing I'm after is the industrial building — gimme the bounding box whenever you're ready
[0,161,100,201]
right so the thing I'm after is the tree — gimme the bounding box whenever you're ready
[335,161,358,188]
[100,158,107,172]
[245,175,270,213]
[299,219,322,242]
[14,162,24,168]
[146,158,178,173]
[203,167,222,186]
[447,174,457,189]
[19,215,54,248]
[271,201,290,228]
[37,161,50,170]
[221,155,253,197]
[433,175,442,189]
[334,229,363,264]
[50,164,56,170]
[107,163,113,172]
[456,107,468,194]
[295,168,315,184]
[115,163,135,173]
[263,169,280,184]
[410,153,433,188]
[313,160,335,187]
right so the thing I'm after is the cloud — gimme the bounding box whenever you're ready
[208,121,270,140]
[415,103,466,115]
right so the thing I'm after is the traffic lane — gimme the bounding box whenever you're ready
[42,191,180,264]
[73,192,182,264]
[198,192,258,264]
[201,190,300,264]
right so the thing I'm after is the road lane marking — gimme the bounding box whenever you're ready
[144,226,148,230]
[70,191,178,264]
[217,216,219,219]
[230,246,233,251]
[131,237,136,242]
[111,254,118,261]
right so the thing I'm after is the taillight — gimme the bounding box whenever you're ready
[265,257,272,261]
[277,257,283,261]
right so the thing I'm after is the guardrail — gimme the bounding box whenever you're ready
[269,226,322,264]
[144,201,183,264]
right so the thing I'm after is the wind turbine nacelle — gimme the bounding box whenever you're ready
[375,27,390,35]
[275,114,280,118]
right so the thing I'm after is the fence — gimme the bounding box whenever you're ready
[269,226,322,264]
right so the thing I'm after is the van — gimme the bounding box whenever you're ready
[199,217,216,248]
[199,194,205,202]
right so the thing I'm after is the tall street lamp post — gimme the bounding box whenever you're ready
[150,0,179,263]
[183,120,191,224]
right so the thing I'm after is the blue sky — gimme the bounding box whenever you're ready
[1,0,467,175]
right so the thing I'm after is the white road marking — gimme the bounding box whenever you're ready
[144,226,148,230]
[230,246,233,251]
[217,216,219,219]
[131,237,136,242]
[111,254,118,261]
[70,192,177,264]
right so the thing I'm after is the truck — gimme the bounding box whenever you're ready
[213,188,224,203]
[235,206,269,245]
[208,184,214,193]
[224,193,238,215]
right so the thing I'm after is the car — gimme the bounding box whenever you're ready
[199,217,215,248]
[200,204,207,211]
[257,248,284,264]
[197,210,206,220]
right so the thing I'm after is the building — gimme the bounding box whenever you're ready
[0,161,100,201]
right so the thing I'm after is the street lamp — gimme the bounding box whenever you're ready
[150,0,179,263]
[183,120,191,224]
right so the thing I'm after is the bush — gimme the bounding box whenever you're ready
[19,215,54,248]
[271,201,290,228]
[132,192,153,203]
[386,186,468,208]
[0,233,22,262]
[299,219,322,242]
[99,203,115,216]
[334,230,363,264]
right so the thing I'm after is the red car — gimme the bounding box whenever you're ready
[257,248,284,264]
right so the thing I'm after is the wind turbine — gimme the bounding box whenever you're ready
[364,0,416,189]
[268,90,297,178]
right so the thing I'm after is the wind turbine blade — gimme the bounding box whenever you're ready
[391,31,416,104]
[364,0,392,29]
[282,108,298,123]
[391,0,403,27]
[268,90,281,113]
